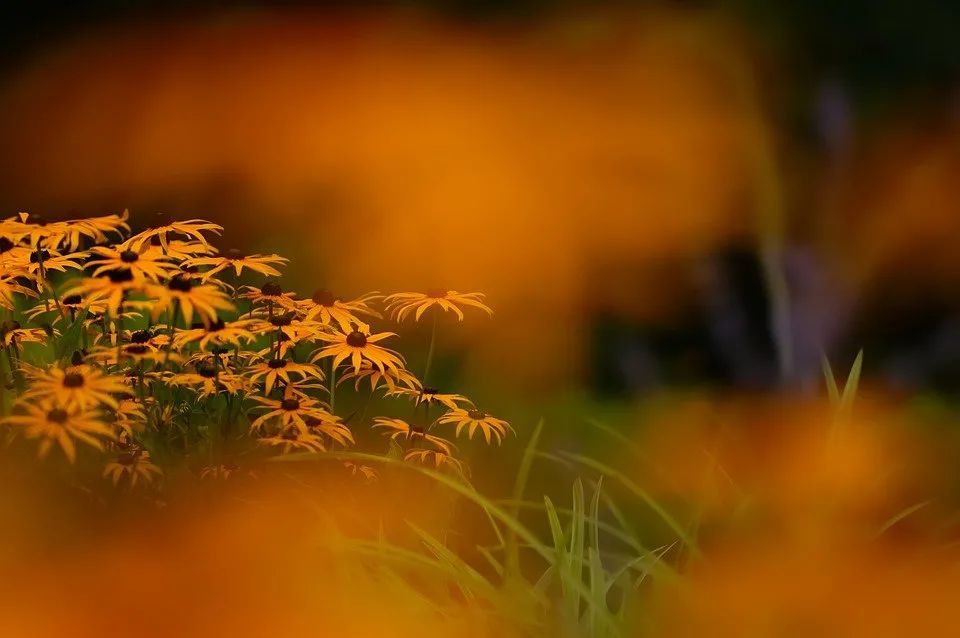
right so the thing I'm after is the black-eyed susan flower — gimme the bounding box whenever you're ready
[113,398,146,437]
[372,416,454,454]
[87,244,176,281]
[172,317,262,351]
[245,358,324,394]
[0,274,37,310]
[161,239,217,261]
[258,428,327,454]
[436,407,513,445]
[2,400,114,462]
[146,274,234,327]
[22,363,129,410]
[238,281,299,313]
[404,448,467,474]
[249,391,337,433]
[88,343,176,367]
[0,321,49,348]
[311,328,404,375]
[185,248,288,282]
[298,289,381,332]
[103,448,163,487]
[338,360,422,393]
[64,269,144,317]
[385,290,493,322]
[385,386,470,411]
[123,213,222,252]
[167,364,248,398]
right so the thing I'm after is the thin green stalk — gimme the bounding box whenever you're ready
[422,311,438,385]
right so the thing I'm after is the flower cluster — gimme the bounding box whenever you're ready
[0,211,510,487]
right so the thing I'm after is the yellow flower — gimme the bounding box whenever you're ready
[436,407,513,445]
[404,448,467,474]
[22,363,129,410]
[88,343,176,367]
[372,417,454,454]
[2,400,114,462]
[185,249,288,282]
[258,428,327,454]
[339,360,422,393]
[0,274,37,310]
[167,365,248,398]
[298,289,381,331]
[64,269,144,317]
[173,318,262,351]
[237,281,299,312]
[0,321,49,348]
[122,213,222,252]
[385,386,470,411]
[385,290,493,322]
[87,244,176,281]
[114,399,146,437]
[146,275,234,327]
[7,211,128,252]
[245,358,324,394]
[103,449,162,486]
[249,391,338,433]
[311,328,404,375]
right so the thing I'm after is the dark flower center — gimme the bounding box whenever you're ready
[117,452,137,466]
[468,409,486,420]
[426,289,448,299]
[130,330,152,344]
[167,275,193,292]
[47,409,69,424]
[197,363,218,378]
[63,294,82,306]
[63,372,85,388]
[226,248,245,260]
[410,426,425,436]
[260,281,282,296]
[70,350,86,366]
[0,320,21,334]
[267,359,287,369]
[124,344,149,356]
[311,289,337,306]
[25,213,48,226]
[119,250,139,263]
[206,318,225,332]
[107,269,134,283]
[270,312,295,327]
[346,331,367,348]
[0,237,13,253]
[29,250,51,263]
[148,212,172,229]
[280,398,300,411]
[422,387,438,395]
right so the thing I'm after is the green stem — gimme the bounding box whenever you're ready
[328,358,337,415]
[422,311,438,385]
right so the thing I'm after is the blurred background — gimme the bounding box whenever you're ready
[2,0,960,404]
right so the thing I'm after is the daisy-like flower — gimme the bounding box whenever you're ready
[8,211,129,252]
[339,360,422,393]
[249,391,338,433]
[146,274,234,327]
[238,281,299,313]
[25,292,106,325]
[19,248,86,289]
[385,386,470,411]
[258,428,327,454]
[64,269,144,317]
[88,343,175,367]
[344,461,378,482]
[436,407,514,445]
[385,290,493,322]
[0,274,37,310]
[0,321,49,348]
[404,448,467,474]
[372,417,454,454]
[122,212,222,252]
[86,244,176,281]
[246,358,324,394]
[103,448,162,487]
[2,400,114,462]
[172,317,262,351]
[166,364,248,398]
[298,289,381,332]
[185,248,288,283]
[22,363,129,409]
[114,398,146,437]
[161,239,216,261]
[311,328,404,375]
